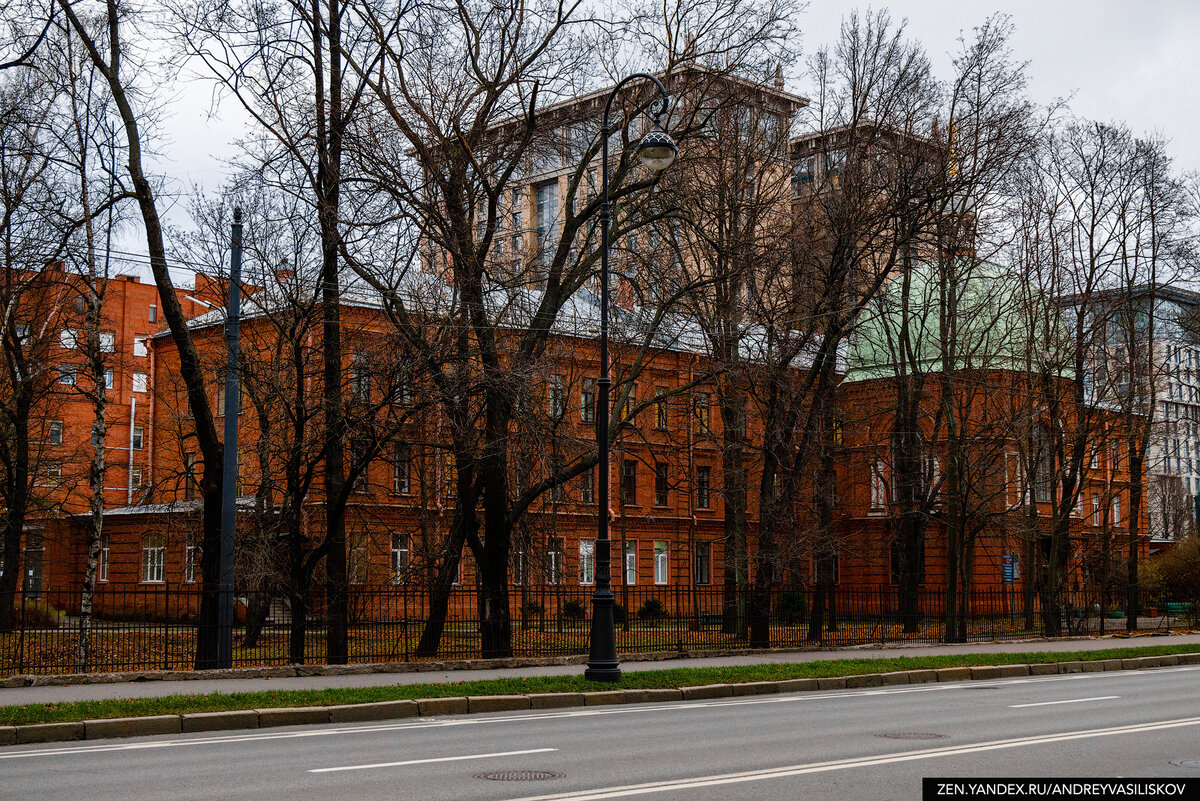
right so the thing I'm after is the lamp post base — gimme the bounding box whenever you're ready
[584,661,622,682]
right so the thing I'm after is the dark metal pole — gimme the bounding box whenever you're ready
[218,207,243,669]
[586,74,670,682]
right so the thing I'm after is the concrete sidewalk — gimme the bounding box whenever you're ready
[3,631,1197,707]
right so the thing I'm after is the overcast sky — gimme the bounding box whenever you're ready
[152,0,1198,262]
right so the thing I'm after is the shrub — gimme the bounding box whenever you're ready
[613,602,627,624]
[776,589,809,624]
[15,599,62,629]
[561,600,587,620]
[521,599,544,617]
[637,598,667,622]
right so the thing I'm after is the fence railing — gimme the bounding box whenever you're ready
[2,583,1195,676]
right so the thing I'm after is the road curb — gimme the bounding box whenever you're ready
[6,652,1197,746]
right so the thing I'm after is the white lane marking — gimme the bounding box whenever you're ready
[500,716,1200,801]
[4,665,1196,760]
[1010,695,1120,708]
[309,747,557,774]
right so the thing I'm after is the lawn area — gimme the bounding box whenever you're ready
[1,642,1195,727]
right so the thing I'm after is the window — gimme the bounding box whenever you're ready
[131,466,143,491]
[654,387,669,430]
[184,540,199,583]
[391,533,409,581]
[393,443,411,494]
[99,332,115,353]
[98,536,109,582]
[141,533,166,583]
[392,379,414,405]
[184,452,198,500]
[349,533,368,584]
[536,180,558,258]
[654,462,669,506]
[548,374,566,419]
[132,371,148,393]
[579,540,595,585]
[148,304,157,323]
[653,541,668,585]
[581,379,596,423]
[619,540,637,585]
[60,329,79,349]
[351,438,370,492]
[45,461,62,486]
[870,460,888,513]
[1091,493,1101,526]
[622,383,638,421]
[547,537,563,585]
[695,541,711,585]
[512,544,525,586]
[133,336,148,358]
[131,426,144,450]
[793,154,816,186]
[580,467,595,503]
[693,392,710,432]
[1111,442,1121,472]
[812,553,840,586]
[621,457,637,505]
[103,368,114,389]
[442,452,457,498]
[48,420,63,446]
[351,352,370,401]
[696,466,712,509]
[825,148,845,177]
[59,365,76,385]
[1113,495,1122,526]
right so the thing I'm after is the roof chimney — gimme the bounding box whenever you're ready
[774,62,784,92]
[274,258,295,284]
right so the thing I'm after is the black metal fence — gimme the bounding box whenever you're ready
[2,583,1196,676]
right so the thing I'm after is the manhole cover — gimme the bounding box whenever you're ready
[475,771,566,782]
[1169,760,1200,769]
[876,733,949,740]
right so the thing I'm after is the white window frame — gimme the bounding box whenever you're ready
[184,543,198,583]
[60,329,79,349]
[579,540,595,585]
[391,533,410,581]
[133,337,149,358]
[98,332,115,353]
[624,540,637,585]
[59,365,76,385]
[870,460,888,514]
[653,540,668,585]
[48,420,64,446]
[141,535,166,583]
[98,537,110,582]
[131,425,145,450]
[132,371,148,393]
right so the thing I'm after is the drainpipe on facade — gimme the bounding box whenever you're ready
[127,396,137,505]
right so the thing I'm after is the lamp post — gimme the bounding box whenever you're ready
[586,75,678,682]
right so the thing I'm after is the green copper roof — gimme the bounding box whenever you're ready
[844,260,1051,382]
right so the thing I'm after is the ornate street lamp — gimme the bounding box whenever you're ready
[586,75,678,682]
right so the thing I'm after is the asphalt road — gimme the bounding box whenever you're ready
[4,666,1199,801]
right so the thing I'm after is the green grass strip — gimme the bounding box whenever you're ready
[2,642,1195,727]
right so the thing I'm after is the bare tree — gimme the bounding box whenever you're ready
[55,0,229,667]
